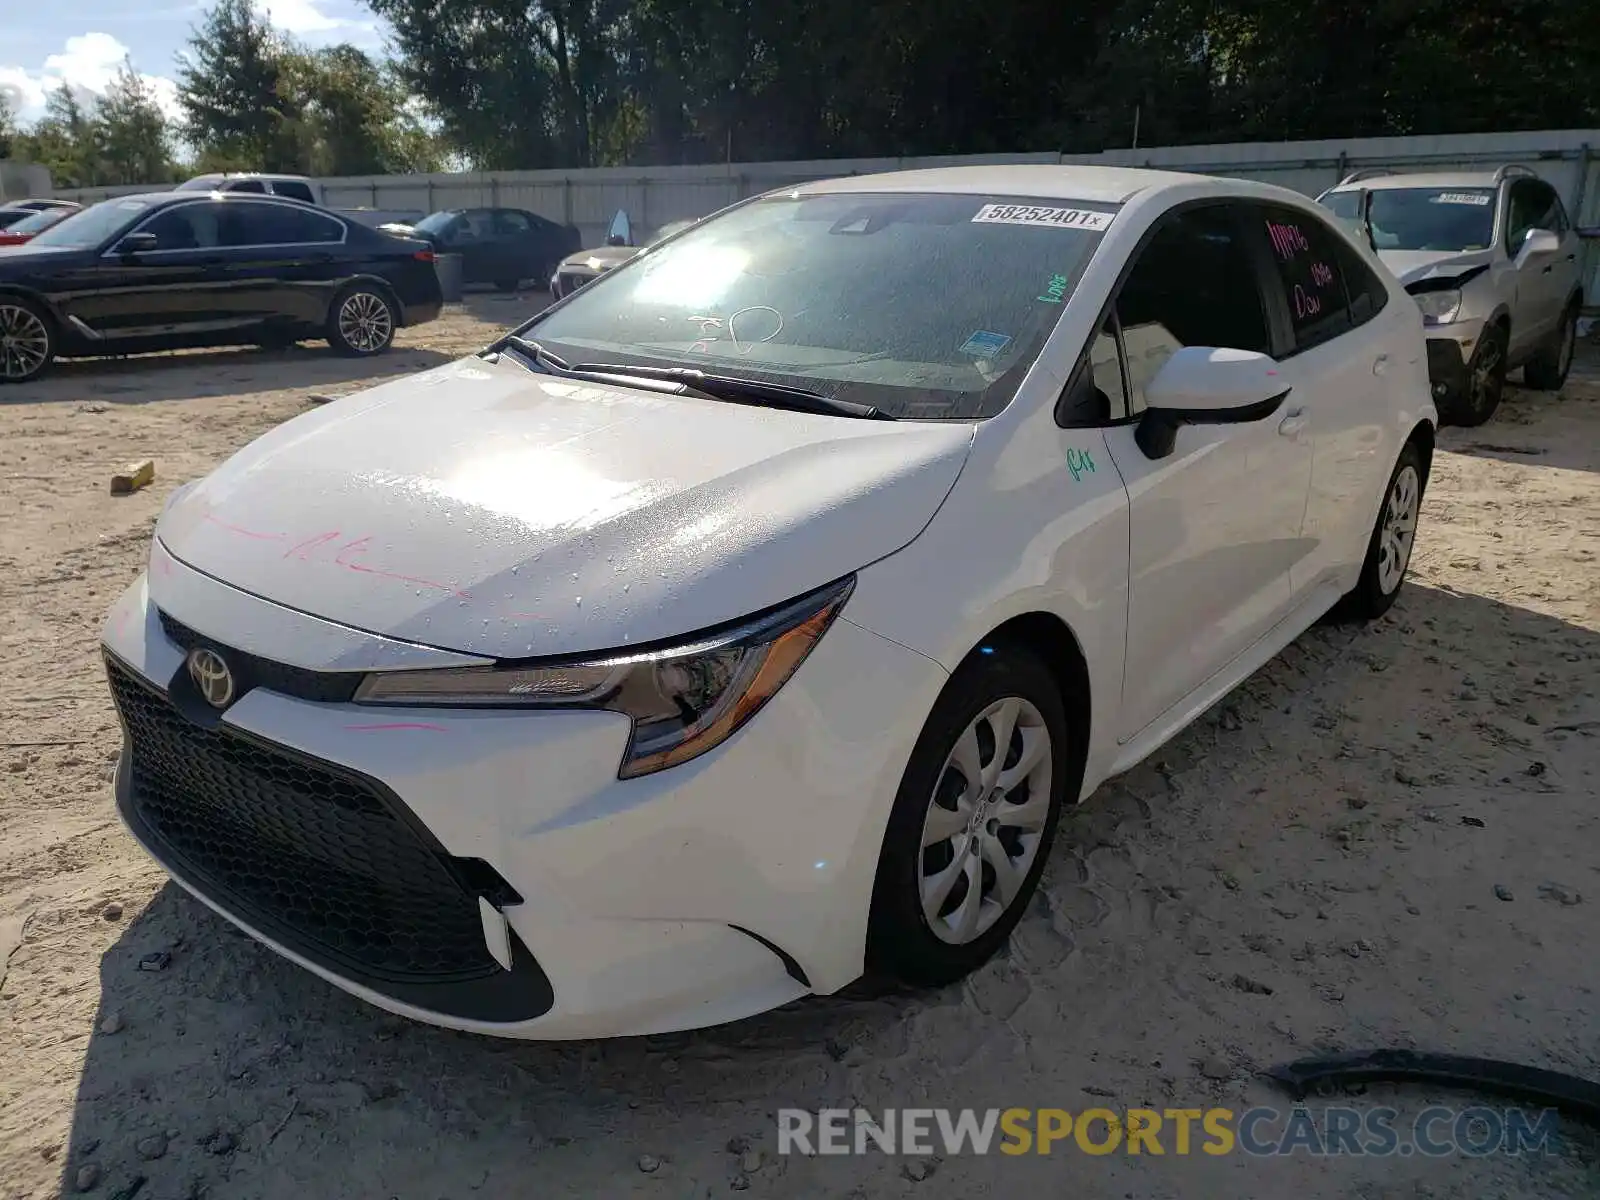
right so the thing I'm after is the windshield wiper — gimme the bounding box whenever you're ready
[488,334,571,373]
[568,362,896,420]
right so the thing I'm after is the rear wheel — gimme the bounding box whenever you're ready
[0,297,55,384]
[326,286,396,357]
[867,646,1069,987]
[1343,441,1424,620]
[1439,324,1506,427]
[1523,303,1578,392]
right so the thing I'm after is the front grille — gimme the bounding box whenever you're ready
[158,610,362,704]
[106,655,553,1021]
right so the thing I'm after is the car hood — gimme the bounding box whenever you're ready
[1377,247,1495,288]
[558,246,639,272]
[156,356,973,659]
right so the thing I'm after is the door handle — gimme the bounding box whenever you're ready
[1278,409,1308,439]
[1372,354,1390,376]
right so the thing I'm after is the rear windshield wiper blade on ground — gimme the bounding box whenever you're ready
[568,361,895,420]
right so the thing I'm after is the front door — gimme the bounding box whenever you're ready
[61,201,227,341]
[1503,179,1566,354]
[1099,203,1314,742]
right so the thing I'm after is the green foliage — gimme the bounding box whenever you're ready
[96,68,178,186]
[363,0,1600,168]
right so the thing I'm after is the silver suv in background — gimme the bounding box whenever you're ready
[1320,165,1583,426]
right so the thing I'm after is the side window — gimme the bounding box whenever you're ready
[1504,180,1559,253]
[1257,204,1354,350]
[225,179,267,194]
[1115,205,1270,407]
[271,180,317,204]
[1058,315,1126,426]
[138,203,224,251]
[494,210,532,236]
[454,210,496,242]
[1337,240,1390,325]
[222,202,343,246]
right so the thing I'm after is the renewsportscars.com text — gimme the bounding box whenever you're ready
[777,1106,1559,1158]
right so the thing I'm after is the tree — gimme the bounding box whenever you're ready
[285,45,443,175]
[18,84,100,188]
[176,0,303,171]
[96,66,177,185]
[0,91,16,160]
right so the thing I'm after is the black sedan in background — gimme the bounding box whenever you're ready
[0,192,443,384]
[382,207,580,291]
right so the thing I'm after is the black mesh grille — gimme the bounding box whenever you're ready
[157,610,362,704]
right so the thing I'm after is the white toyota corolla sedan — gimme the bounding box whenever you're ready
[101,165,1436,1039]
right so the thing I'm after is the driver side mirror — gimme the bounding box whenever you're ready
[1135,347,1290,460]
[115,231,159,257]
[1518,228,1560,260]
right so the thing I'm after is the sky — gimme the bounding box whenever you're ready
[0,0,386,125]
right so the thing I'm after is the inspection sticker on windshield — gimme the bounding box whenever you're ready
[972,204,1113,231]
[960,330,1012,358]
[1430,192,1493,205]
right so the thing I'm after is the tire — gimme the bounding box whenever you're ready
[326,285,397,357]
[0,295,56,384]
[1523,302,1578,392]
[1438,323,1507,427]
[866,645,1070,987]
[1343,441,1425,621]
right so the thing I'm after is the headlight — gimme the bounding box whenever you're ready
[354,576,854,778]
[1414,289,1462,325]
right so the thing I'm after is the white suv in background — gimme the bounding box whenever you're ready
[1320,165,1584,426]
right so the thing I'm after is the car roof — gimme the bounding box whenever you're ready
[1325,170,1515,193]
[786,163,1216,203]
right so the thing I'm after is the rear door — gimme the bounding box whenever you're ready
[492,209,540,278]
[1098,201,1314,742]
[1247,202,1405,598]
[216,200,349,330]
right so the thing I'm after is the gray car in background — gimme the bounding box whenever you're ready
[548,209,697,300]
[1319,165,1584,426]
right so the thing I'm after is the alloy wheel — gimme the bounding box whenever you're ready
[337,292,393,353]
[1469,336,1504,416]
[918,697,1053,945]
[0,303,50,381]
[1377,464,1420,595]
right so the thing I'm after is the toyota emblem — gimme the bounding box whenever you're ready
[186,648,236,709]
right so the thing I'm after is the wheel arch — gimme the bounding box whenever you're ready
[958,611,1092,806]
[330,273,403,325]
[1406,419,1435,494]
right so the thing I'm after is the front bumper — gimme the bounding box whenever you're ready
[101,546,947,1039]
[1425,337,1471,403]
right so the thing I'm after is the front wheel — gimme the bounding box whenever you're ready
[326,286,397,357]
[1439,324,1506,427]
[867,646,1069,987]
[0,297,56,384]
[1343,442,1425,621]
[1523,303,1578,392]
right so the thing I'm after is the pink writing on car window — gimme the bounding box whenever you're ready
[1293,284,1323,319]
[1310,261,1335,288]
[1266,220,1310,262]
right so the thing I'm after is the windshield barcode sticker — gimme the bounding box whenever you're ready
[1430,193,1493,206]
[972,204,1114,231]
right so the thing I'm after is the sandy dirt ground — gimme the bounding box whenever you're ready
[2,296,1598,1200]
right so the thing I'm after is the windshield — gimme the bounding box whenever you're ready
[6,208,73,235]
[1321,187,1496,252]
[413,211,462,236]
[27,197,155,249]
[524,192,1115,420]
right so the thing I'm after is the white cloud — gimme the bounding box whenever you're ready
[255,0,379,45]
[1,33,180,124]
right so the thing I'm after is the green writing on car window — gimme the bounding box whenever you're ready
[1066,446,1096,481]
[1037,274,1069,304]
